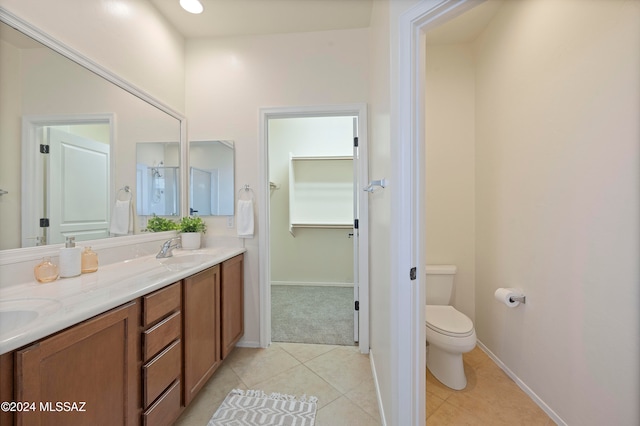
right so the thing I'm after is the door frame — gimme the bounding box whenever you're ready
[396,0,483,424]
[258,104,369,354]
[21,113,115,247]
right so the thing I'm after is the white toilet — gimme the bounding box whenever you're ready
[425,265,476,390]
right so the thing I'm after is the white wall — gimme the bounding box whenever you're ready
[0,0,185,111]
[474,0,640,424]
[424,44,475,319]
[367,0,421,424]
[0,38,21,250]
[269,117,354,286]
[185,28,369,346]
[367,1,393,422]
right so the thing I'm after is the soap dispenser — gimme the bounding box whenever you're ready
[59,236,81,278]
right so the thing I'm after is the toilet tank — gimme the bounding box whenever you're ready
[425,265,457,305]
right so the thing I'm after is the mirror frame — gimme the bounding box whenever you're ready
[0,7,187,258]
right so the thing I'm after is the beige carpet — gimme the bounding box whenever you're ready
[271,285,355,346]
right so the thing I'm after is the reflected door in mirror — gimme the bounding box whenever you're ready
[189,141,235,216]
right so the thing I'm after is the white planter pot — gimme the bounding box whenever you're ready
[180,232,201,250]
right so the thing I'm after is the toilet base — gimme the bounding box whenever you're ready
[426,345,467,390]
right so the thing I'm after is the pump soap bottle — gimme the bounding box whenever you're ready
[59,236,81,278]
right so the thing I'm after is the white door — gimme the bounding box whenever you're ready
[190,167,217,215]
[48,128,110,244]
[352,118,360,342]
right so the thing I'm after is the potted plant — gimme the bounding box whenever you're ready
[145,214,178,232]
[178,216,206,249]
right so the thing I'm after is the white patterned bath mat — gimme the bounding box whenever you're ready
[207,389,318,426]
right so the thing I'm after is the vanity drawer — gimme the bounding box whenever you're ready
[143,339,181,407]
[143,379,181,426]
[143,311,181,361]
[143,282,180,326]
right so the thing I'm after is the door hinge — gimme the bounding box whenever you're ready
[40,144,50,154]
[355,301,359,311]
[354,137,359,147]
[410,267,417,280]
[354,219,359,229]
[39,218,50,228]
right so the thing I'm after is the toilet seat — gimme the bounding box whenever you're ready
[426,305,474,337]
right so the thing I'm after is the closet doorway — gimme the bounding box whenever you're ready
[258,104,369,354]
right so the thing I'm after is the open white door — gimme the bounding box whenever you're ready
[48,128,110,244]
[352,117,360,342]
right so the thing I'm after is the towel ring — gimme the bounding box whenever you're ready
[237,184,255,201]
[117,185,133,201]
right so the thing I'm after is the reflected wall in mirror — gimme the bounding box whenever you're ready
[0,17,182,250]
[136,143,180,217]
[189,141,235,216]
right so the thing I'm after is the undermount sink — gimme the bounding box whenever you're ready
[158,253,211,271]
[0,298,62,336]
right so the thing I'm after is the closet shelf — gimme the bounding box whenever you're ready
[290,222,353,229]
[288,153,354,237]
[290,155,352,161]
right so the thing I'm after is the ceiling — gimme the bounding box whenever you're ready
[149,0,374,38]
[1,0,503,48]
[426,0,504,45]
[150,0,503,42]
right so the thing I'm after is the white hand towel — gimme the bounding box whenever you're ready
[237,199,254,238]
[110,199,133,235]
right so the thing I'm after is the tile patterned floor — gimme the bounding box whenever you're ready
[176,342,553,425]
[427,347,555,425]
[175,342,381,426]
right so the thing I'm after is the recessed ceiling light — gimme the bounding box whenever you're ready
[180,0,204,14]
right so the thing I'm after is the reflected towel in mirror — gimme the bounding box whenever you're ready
[237,199,254,238]
[110,199,133,235]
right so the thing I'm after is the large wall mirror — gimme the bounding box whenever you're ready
[189,141,235,216]
[0,13,183,251]
[136,142,181,217]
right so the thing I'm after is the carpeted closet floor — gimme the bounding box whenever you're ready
[271,285,355,346]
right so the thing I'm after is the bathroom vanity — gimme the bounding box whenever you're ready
[0,247,244,426]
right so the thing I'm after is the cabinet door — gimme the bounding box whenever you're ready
[0,352,13,426]
[221,254,244,359]
[15,301,140,426]
[183,265,220,405]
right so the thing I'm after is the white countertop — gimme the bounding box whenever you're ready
[0,246,245,355]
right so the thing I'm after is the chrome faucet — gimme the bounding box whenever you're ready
[156,237,181,258]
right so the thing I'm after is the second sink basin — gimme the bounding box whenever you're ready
[0,310,38,332]
[158,253,211,271]
[0,298,62,336]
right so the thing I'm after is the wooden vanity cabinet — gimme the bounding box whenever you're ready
[2,252,244,426]
[14,301,140,426]
[141,282,182,426]
[183,265,221,405]
[0,352,14,426]
[221,254,244,359]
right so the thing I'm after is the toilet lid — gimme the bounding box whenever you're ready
[426,305,474,337]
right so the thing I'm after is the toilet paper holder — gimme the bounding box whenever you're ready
[509,294,526,304]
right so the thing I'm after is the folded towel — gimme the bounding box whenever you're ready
[110,199,133,235]
[237,199,254,238]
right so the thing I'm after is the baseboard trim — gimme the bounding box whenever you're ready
[476,340,566,426]
[369,349,387,426]
[271,281,354,287]
[236,340,261,349]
